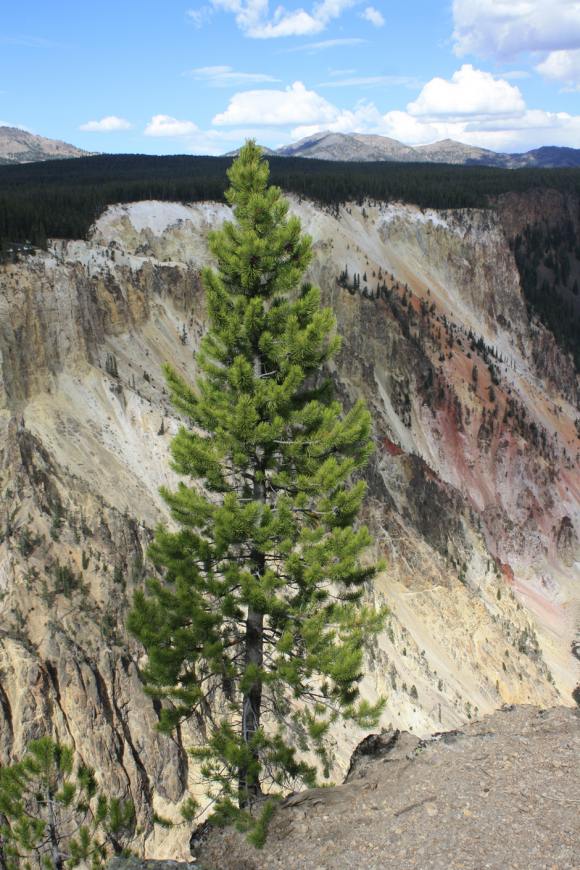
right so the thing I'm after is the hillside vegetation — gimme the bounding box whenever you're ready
[2,153,580,246]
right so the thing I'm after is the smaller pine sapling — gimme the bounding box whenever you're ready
[0,737,138,870]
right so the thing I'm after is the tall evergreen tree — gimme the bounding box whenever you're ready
[127,141,387,844]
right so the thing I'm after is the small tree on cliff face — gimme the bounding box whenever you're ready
[127,141,387,843]
[0,737,136,870]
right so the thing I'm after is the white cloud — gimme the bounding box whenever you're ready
[279,37,366,51]
[79,116,133,132]
[144,115,200,137]
[316,75,413,87]
[496,70,531,80]
[213,81,344,126]
[207,65,580,153]
[370,111,439,144]
[374,66,580,151]
[407,65,526,121]
[452,0,580,61]
[209,0,356,38]
[536,49,580,87]
[187,6,214,26]
[372,108,580,152]
[186,65,279,86]
[360,6,384,27]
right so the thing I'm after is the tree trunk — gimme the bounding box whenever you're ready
[47,785,63,870]
[0,813,9,870]
[238,351,266,806]
[240,602,264,804]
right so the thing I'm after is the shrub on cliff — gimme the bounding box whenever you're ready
[0,736,137,870]
[127,140,387,845]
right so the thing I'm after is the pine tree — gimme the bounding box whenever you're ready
[127,141,387,844]
[0,737,137,870]
[105,354,118,379]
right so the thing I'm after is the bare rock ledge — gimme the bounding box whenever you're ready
[152,704,579,870]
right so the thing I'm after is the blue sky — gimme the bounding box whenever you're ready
[2,0,580,155]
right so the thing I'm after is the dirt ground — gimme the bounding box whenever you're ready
[191,705,580,870]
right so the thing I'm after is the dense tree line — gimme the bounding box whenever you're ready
[2,153,580,245]
[512,218,580,369]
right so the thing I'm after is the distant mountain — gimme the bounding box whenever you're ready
[519,146,580,168]
[277,131,420,162]
[413,139,500,165]
[224,144,279,158]
[5,123,580,170]
[0,126,96,164]
[272,131,580,169]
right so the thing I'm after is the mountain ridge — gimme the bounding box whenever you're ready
[274,130,580,168]
[0,126,96,164]
[4,123,580,168]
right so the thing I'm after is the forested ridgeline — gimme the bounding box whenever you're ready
[2,152,580,245]
[4,152,580,374]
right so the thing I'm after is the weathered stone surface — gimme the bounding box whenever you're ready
[107,860,195,870]
[194,705,580,870]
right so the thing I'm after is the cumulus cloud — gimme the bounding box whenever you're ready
[452,0,580,86]
[208,66,580,153]
[407,65,526,121]
[452,0,580,61]
[212,81,343,126]
[144,115,199,137]
[79,116,133,132]
[536,49,580,87]
[186,65,279,86]
[360,6,384,27]
[376,66,580,151]
[209,0,356,38]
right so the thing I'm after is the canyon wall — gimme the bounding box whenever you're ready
[0,193,577,857]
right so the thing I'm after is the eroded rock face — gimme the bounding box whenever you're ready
[0,194,578,858]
